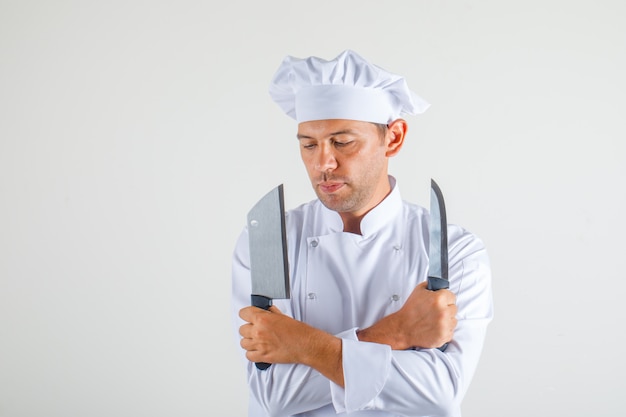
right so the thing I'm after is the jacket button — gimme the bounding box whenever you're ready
[391,294,400,302]
[308,292,317,300]
[311,240,318,247]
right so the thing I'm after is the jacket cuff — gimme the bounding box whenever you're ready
[330,328,392,413]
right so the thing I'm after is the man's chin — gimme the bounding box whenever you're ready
[316,193,352,213]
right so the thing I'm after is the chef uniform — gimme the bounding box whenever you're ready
[232,50,493,417]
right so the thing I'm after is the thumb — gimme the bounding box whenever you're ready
[416,281,429,289]
[268,305,283,315]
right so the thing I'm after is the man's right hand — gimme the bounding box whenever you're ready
[356,281,457,350]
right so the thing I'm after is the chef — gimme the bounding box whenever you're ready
[232,50,493,417]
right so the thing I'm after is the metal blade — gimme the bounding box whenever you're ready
[247,184,290,300]
[428,179,449,290]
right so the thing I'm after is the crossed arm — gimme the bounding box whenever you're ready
[239,281,457,388]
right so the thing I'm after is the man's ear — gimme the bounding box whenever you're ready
[385,119,408,157]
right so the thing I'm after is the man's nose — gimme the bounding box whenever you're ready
[314,145,337,172]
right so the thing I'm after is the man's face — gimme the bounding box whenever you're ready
[297,119,391,218]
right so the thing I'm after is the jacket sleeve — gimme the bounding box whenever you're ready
[231,228,333,417]
[329,227,494,417]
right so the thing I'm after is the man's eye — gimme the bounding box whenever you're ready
[334,141,351,148]
[302,143,316,150]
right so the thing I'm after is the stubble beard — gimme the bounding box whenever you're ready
[316,183,366,214]
[314,168,382,215]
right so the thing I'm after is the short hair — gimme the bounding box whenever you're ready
[373,123,388,142]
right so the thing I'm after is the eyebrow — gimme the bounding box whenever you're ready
[296,129,356,140]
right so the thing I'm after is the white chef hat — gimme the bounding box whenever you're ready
[269,49,430,124]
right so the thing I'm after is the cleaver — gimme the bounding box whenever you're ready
[246,184,290,370]
[427,179,450,351]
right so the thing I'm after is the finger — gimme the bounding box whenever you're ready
[240,306,270,322]
[239,306,255,321]
[240,337,250,350]
[239,323,252,338]
[240,336,258,352]
[432,291,453,308]
[442,289,456,305]
[245,350,259,363]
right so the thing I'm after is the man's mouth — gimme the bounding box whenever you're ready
[318,182,344,194]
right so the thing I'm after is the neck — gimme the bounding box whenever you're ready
[340,213,363,235]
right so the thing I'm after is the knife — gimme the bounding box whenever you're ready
[427,179,449,351]
[247,184,290,370]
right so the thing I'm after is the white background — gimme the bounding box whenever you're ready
[1,1,625,416]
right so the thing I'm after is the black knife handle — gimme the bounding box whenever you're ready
[251,294,273,310]
[251,295,273,370]
[427,276,449,352]
[427,276,449,291]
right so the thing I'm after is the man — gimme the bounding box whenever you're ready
[232,50,493,417]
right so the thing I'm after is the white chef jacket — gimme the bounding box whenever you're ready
[231,177,493,417]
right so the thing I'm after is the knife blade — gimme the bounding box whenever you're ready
[246,184,290,370]
[427,179,449,290]
[427,179,449,351]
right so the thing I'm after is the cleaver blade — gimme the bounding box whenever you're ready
[246,184,290,370]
